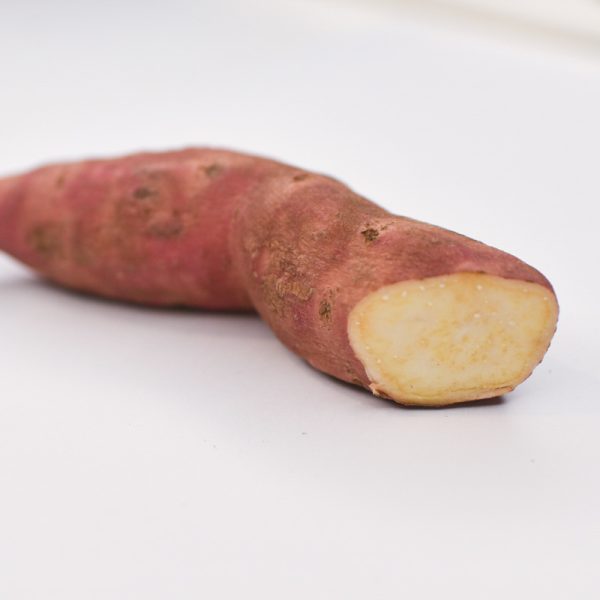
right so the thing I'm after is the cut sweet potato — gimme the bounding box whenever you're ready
[0,148,558,406]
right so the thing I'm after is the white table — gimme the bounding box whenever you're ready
[1,1,599,598]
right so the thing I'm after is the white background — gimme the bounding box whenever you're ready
[1,1,599,598]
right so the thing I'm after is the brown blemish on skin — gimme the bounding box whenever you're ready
[293,173,309,182]
[204,163,223,179]
[133,186,155,199]
[146,218,183,238]
[274,278,313,301]
[119,187,161,221]
[55,173,66,189]
[319,300,332,321]
[361,228,379,243]
[28,223,64,259]
[278,256,298,276]
[138,168,165,181]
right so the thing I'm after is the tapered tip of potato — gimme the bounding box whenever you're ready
[348,273,558,406]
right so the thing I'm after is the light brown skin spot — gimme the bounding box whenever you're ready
[133,186,155,199]
[274,278,313,301]
[319,300,332,321]
[204,164,224,179]
[28,223,64,259]
[361,228,379,243]
[146,218,184,239]
[293,173,310,182]
[55,173,66,189]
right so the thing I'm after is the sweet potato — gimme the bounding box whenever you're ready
[0,148,558,406]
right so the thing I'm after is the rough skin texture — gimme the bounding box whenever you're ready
[0,148,557,405]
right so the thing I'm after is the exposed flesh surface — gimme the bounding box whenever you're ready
[348,273,559,406]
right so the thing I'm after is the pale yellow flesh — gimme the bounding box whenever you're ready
[348,273,558,406]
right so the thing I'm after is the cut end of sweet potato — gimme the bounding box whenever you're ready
[348,273,558,406]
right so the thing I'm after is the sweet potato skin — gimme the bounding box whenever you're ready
[0,148,555,392]
[0,150,267,309]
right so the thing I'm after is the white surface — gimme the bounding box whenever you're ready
[1,1,599,598]
[398,0,600,36]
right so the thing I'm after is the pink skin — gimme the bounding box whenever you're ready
[0,148,555,391]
